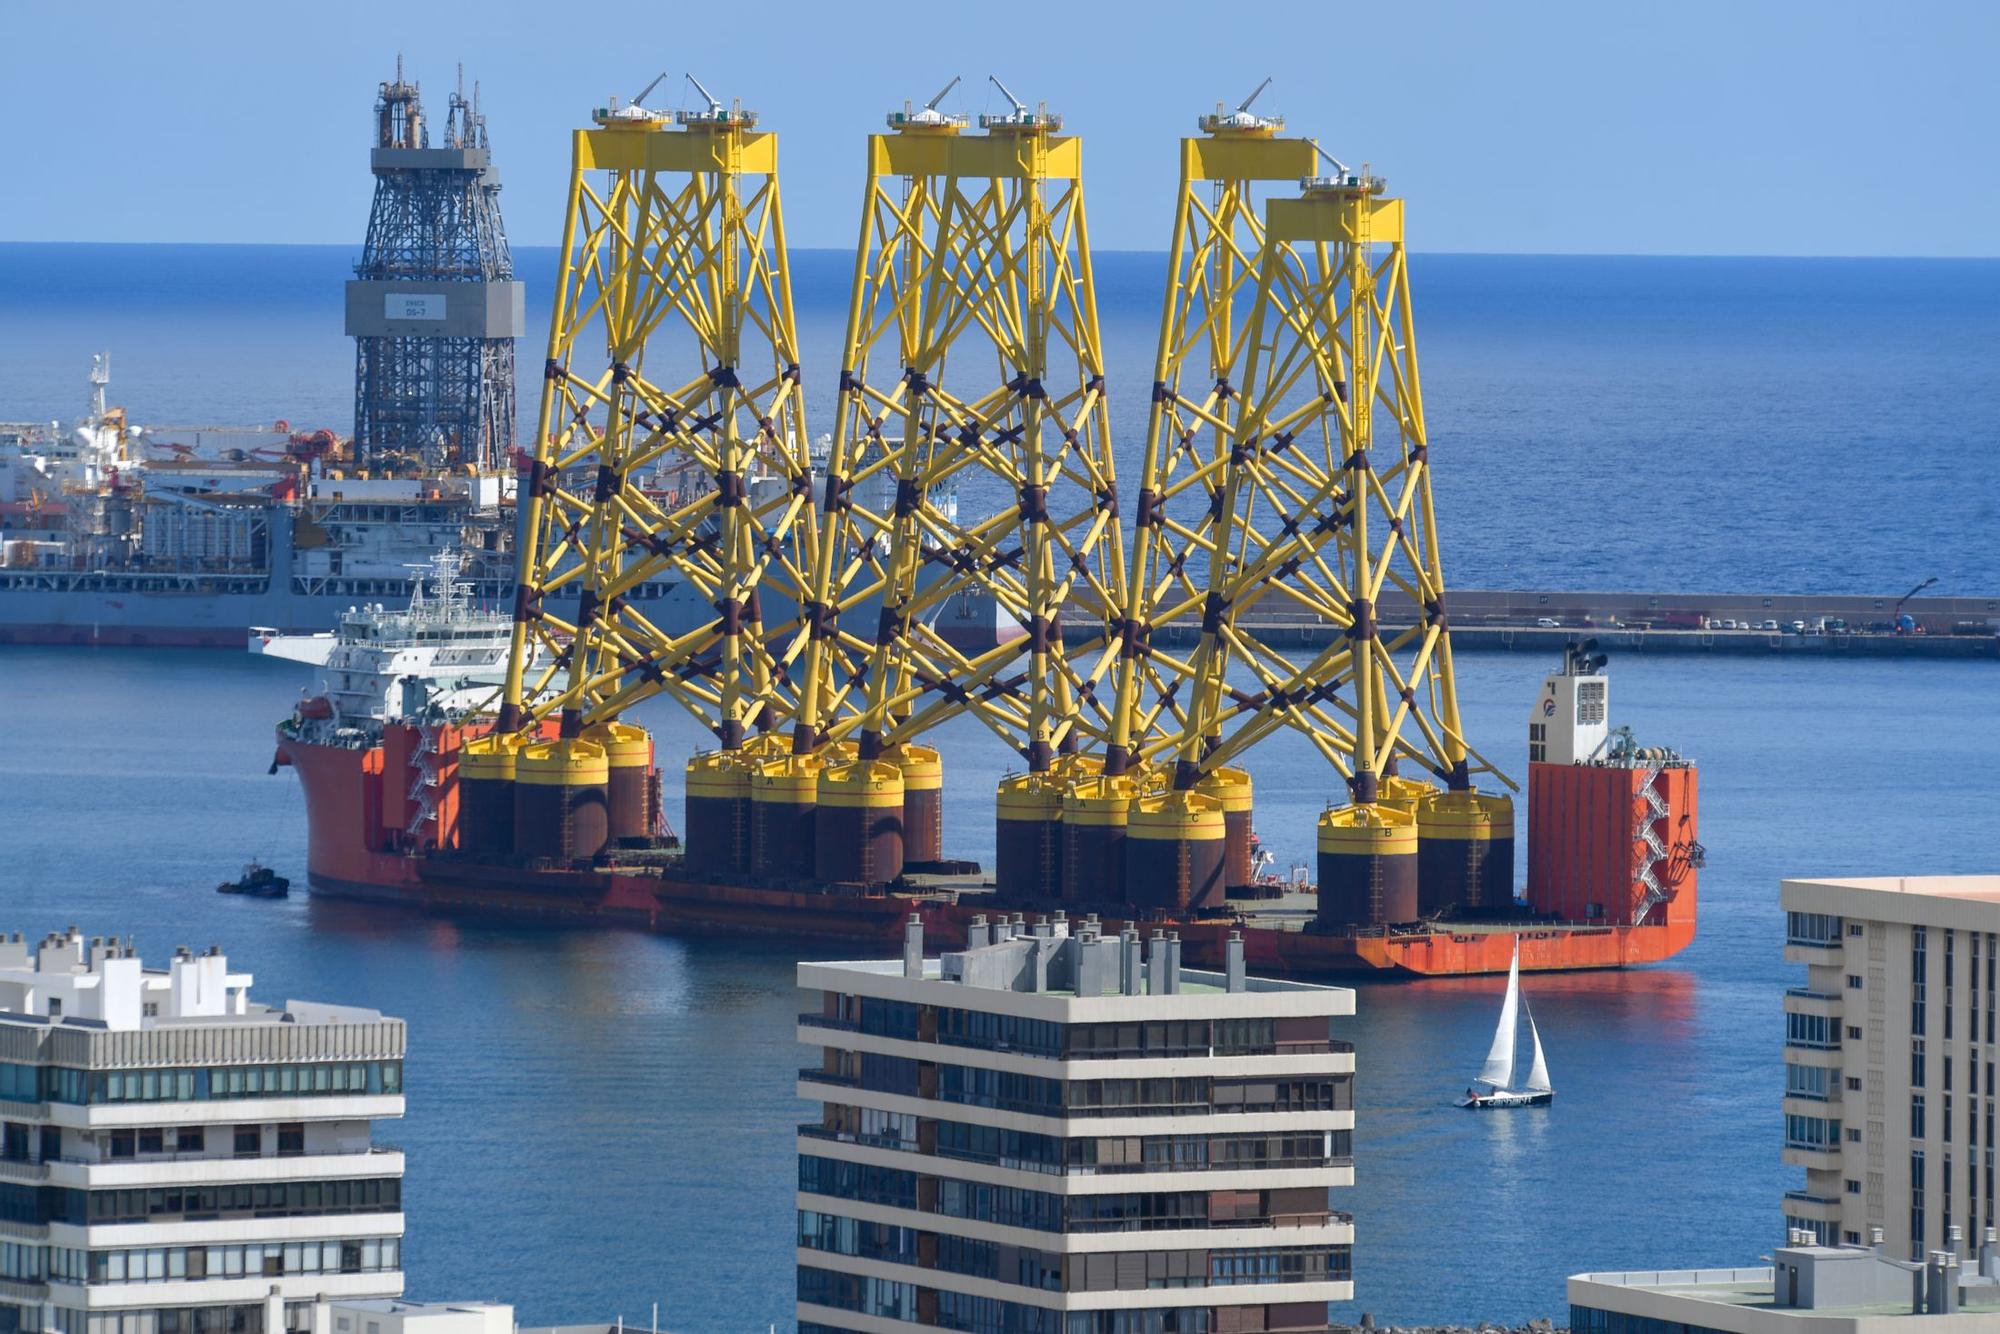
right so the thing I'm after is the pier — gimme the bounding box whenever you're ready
[1146,588,2000,660]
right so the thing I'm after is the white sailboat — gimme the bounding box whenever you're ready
[1456,942,1554,1109]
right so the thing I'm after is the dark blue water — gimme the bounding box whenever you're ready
[2,647,1995,1329]
[1,246,1997,1328]
[3,244,1997,595]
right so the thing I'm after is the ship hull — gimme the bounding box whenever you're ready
[277,731,1694,977]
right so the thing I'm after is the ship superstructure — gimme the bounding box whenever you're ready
[267,550,552,728]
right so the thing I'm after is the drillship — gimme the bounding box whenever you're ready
[0,66,726,647]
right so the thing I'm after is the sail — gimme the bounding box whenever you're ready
[1475,943,1521,1088]
[1523,1000,1553,1092]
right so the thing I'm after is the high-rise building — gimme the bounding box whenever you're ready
[1783,876,2000,1257]
[796,915,1356,1333]
[0,929,406,1334]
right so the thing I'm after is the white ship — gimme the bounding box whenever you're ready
[261,550,552,729]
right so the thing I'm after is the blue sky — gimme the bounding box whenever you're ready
[3,0,1994,256]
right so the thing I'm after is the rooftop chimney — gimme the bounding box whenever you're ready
[902,914,924,979]
[967,915,990,949]
[1225,931,1246,992]
[1120,927,1142,996]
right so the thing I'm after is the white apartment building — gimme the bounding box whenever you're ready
[796,913,1356,1334]
[1783,876,2000,1258]
[0,929,406,1334]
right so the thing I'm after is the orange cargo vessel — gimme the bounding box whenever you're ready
[274,636,1700,978]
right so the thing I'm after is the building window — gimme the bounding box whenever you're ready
[1915,1038,1928,1089]
[1846,1179,1862,1194]
[1914,1095,1928,1139]
[1847,1128,1863,1142]
[1848,975,1864,989]
[1848,1026,1864,1041]
[276,1124,304,1157]
[1913,1149,1928,1258]
[1915,926,1930,1037]
[1788,912,1843,946]
[1786,1064,1830,1100]
[233,1126,260,1157]
[175,1128,204,1154]
[1786,1114,1840,1149]
[1849,923,1864,937]
[1847,1077,1864,1091]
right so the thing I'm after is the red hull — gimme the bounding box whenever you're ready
[278,730,1697,977]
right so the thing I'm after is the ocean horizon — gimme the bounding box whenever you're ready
[5,242,1995,598]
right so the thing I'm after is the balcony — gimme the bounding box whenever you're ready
[797,1014,863,1033]
[795,1124,1353,1178]
[1783,1190,1843,1218]
[797,1068,863,1089]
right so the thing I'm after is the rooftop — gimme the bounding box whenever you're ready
[0,927,387,1032]
[1575,1231,2000,1325]
[1788,875,2000,903]
[802,914,1353,1015]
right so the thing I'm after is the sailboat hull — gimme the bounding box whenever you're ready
[1456,1090,1553,1109]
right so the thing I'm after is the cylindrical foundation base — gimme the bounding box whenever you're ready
[684,752,752,875]
[1418,790,1517,915]
[750,758,819,880]
[456,733,518,858]
[513,739,610,863]
[1127,790,1227,913]
[1061,776,1133,909]
[1316,805,1419,930]
[894,745,944,865]
[584,721,654,841]
[816,760,906,885]
[1197,767,1255,889]
[996,774,1063,902]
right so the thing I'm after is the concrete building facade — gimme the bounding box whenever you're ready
[1783,877,2000,1258]
[0,929,406,1334]
[795,914,1356,1334]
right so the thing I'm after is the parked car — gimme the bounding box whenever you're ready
[1788,620,1807,633]
[1757,619,1779,630]
[1535,617,1561,628]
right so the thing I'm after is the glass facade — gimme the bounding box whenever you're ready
[0,1062,403,1106]
[802,985,1348,1329]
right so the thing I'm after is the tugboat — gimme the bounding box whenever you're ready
[217,861,290,898]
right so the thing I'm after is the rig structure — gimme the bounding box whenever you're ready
[473,78,1523,936]
[347,58,525,473]
[1114,87,1516,930]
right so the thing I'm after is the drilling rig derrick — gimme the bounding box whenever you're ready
[347,59,523,474]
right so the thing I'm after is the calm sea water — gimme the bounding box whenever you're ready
[0,245,1997,1328]
[2,244,1997,594]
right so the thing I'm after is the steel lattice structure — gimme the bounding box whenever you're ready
[791,87,1125,772]
[498,92,815,746]
[349,61,521,473]
[1112,108,1509,804]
